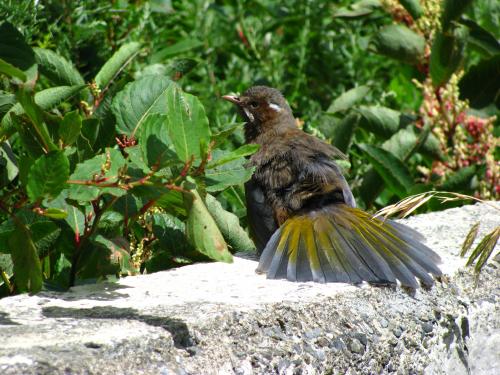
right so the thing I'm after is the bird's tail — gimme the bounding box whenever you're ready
[256,204,442,288]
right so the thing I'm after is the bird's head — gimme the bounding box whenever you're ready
[223,86,295,142]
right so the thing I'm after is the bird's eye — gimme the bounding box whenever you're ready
[249,101,259,108]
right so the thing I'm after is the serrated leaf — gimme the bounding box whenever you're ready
[67,148,127,201]
[372,24,425,63]
[59,110,82,146]
[27,151,69,201]
[95,42,141,90]
[164,84,211,162]
[326,85,370,114]
[112,75,173,135]
[459,56,500,108]
[184,188,232,263]
[460,222,480,257]
[211,122,245,145]
[9,218,43,293]
[207,144,259,169]
[205,150,254,192]
[205,194,255,252]
[137,114,178,169]
[34,47,85,86]
[430,26,468,87]
[358,143,413,197]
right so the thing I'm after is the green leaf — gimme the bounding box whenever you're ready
[1,84,87,141]
[137,114,178,169]
[0,57,27,81]
[399,0,423,20]
[0,22,36,82]
[460,19,500,58]
[184,188,232,263]
[205,150,254,192]
[207,144,259,169]
[67,148,127,201]
[459,56,500,108]
[9,218,43,293]
[112,75,173,135]
[151,39,203,63]
[372,24,425,63]
[58,110,82,146]
[358,143,413,197]
[326,85,370,114]
[441,0,473,31]
[324,113,360,153]
[94,42,141,90]
[0,91,16,116]
[440,165,477,192]
[152,213,193,254]
[41,208,68,220]
[165,58,199,80]
[27,151,69,202]
[0,141,18,186]
[357,106,410,138]
[211,122,245,145]
[94,235,138,276]
[164,84,211,162]
[34,47,85,86]
[430,26,468,87]
[333,0,381,18]
[205,194,255,252]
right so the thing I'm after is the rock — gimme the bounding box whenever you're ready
[0,203,499,375]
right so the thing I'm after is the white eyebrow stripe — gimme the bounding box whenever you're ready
[269,103,282,112]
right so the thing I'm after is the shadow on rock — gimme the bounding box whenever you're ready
[42,305,195,349]
[0,311,20,325]
[39,282,132,302]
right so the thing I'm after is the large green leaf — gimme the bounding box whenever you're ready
[326,85,370,114]
[440,165,477,192]
[0,57,26,81]
[324,113,360,153]
[0,141,18,186]
[137,114,178,169]
[94,42,141,91]
[1,85,87,140]
[207,144,259,169]
[111,75,173,135]
[9,218,43,293]
[0,22,37,82]
[27,151,70,202]
[34,47,85,86]
[430,26,468,87]
[460,19,500,58]
[205,194,255,252]
[372,24,425,63]
[357,106,412,138]
[399,0,423,20]
[67,148,127,201]
[164,84,211,162]
[59,110,82,146]
[358,143,413,197]
[0,91,16,116]
[184,188,232,263]
[459,56,500,108]
[441,0,473,31]
[333,0,381,18]
[205,150,254,192]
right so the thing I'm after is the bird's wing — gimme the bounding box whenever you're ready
[245,178,279,254]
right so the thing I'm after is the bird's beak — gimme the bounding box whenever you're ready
[222,94,241,105]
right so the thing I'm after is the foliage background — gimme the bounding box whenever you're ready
[0,0,498,295]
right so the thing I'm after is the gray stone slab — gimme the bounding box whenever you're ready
[1,203,499,374]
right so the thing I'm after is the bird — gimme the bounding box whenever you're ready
[222,85,442,288]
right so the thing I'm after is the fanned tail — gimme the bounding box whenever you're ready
[256,204,442,288]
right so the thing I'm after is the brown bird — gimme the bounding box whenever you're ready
[223,86,442,288]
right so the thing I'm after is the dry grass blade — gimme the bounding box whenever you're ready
[460,222,480,257]
[473,226,500,274]
[465,226,500,270]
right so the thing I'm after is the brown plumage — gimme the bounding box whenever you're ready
[223,86,442,288]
